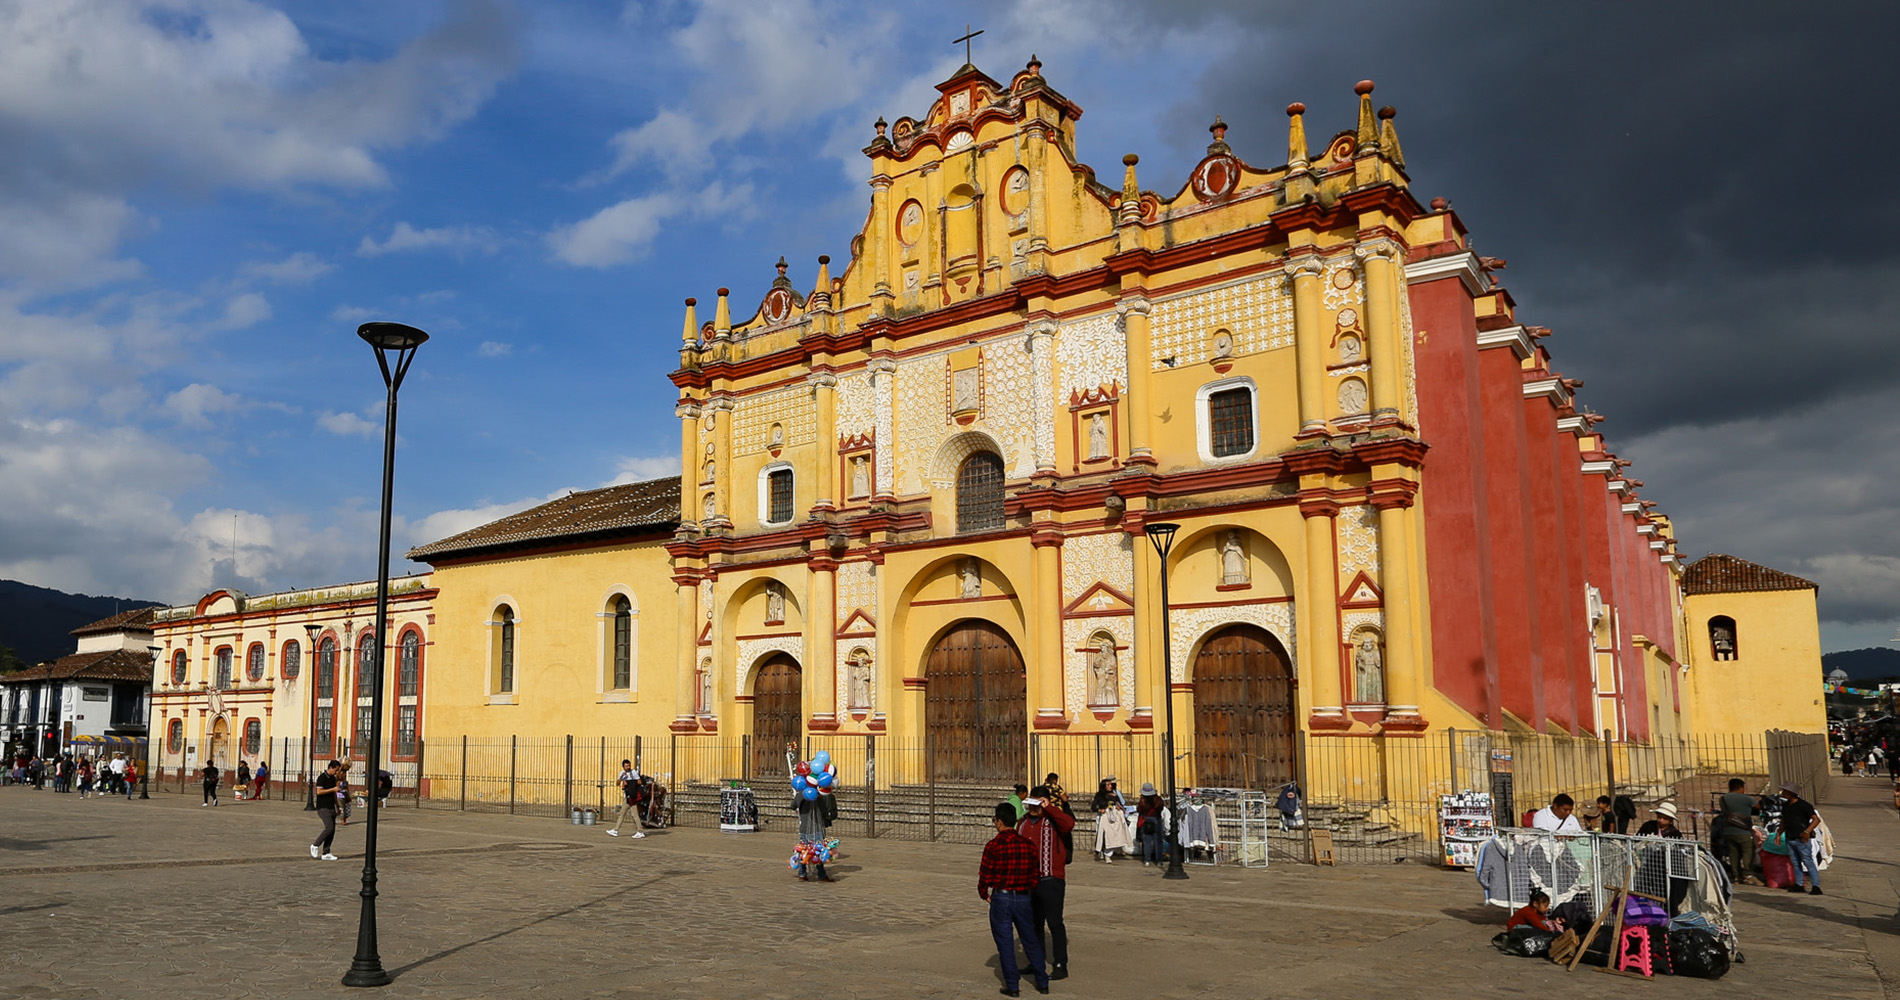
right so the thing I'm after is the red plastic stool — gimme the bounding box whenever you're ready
[1616,925,1654,977]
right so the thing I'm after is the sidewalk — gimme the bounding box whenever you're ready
[3,779,1900,998]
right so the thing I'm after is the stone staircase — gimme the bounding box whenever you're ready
[668,781,1428,861]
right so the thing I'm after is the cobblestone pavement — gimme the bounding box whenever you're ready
[5,778,1900,999]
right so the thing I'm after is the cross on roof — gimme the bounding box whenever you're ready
[953,24,983,65]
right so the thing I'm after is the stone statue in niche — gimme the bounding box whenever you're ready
[1211,330,1234,359]
[698,658,713,714]
[952,368,979,413]
[768,423,784,450]
[1220,530,1249,586]
[702,460,715,483]
[959,557,982,599]
[1354,632,1385,703]
[1089,637,1119,707]
[850,455,871,498]
[848,649,873,709]
[1339,378,1368,415]
[1338,334,1363,363]
[701,493,716,520]
[1087,412,1109,460]
[766,582,785,623]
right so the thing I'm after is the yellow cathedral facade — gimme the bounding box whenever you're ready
[402,56,1816,795]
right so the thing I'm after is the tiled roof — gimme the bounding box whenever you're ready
[408,477,681,563]
[1682,554,1817,595]
[72,607,158,636]
[1,649,154,684]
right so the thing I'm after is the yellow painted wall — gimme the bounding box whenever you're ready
[1683,588,1827,735]
[423,539,678,747]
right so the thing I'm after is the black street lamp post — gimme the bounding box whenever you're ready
[142,645,160,799]
[342,321,427,989]
[1144,521,1188,881]
[304,622,322,811]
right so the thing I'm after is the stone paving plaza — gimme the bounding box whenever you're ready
[6,780,1900,999]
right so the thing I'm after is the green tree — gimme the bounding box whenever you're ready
[0,645,26,673]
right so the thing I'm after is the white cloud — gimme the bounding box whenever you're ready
[357,221,502,257]
[606,455,680,484]
[240,251,333,285]
[331,304,375,323]
[0,0,518,289]
[476,340,512,358]
[214,292,272,330]
[164,383,245,429]
[549,181,751,267]
[318,409,380,437]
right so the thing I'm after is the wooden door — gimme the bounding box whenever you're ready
[751,655,802,779]
[925,620,1027,782]
[1192,625,1295,789]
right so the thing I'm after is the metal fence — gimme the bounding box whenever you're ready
[142,728,1831,864]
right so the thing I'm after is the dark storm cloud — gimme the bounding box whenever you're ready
[1113,1,1900,636]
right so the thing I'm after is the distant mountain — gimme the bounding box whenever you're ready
[1822,647,1900,682]
[0,579,164,669]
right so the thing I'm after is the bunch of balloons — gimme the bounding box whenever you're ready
[788,837,841,871]
[791,750,837,801]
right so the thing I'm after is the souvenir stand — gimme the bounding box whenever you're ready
[1439,790,1496,868]
[719,780,758,832]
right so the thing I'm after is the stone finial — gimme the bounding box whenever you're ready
[714,287,732,335]
[1026,53,1042,74]
[874,116,887,137]
[1121,153,1140,199]
[681,297,699,345]
[1429,196,1448,211]
[1206,114,1231,156]
[1378,105,1405,167]
[1286,102,1309,169]
[1354,80,1379,152]
[812,255,833,304]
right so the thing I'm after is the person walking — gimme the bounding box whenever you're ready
[606,759,648,839]
[375,768,393,809]
[107,752,126,795]
[200,760,220,807]
[76,759,93,800]
[1040,773,1077,869]
[1779,783,1822,895]
[1135,782,1168,866]
[235,760,250,799]
[979,802,1049,997]
[793,782,837,881]
[252,761,270,801]
[1716,778,1761,885]
[1092,777,1131,863]
[1018,790,1074,982]
[123,759,138,799]
[310,760,344,860]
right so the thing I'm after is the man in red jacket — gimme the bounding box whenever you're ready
[979,802,1049,997]
[1019,790,1076,981]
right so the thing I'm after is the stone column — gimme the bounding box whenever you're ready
[1373,493,1425,724]
[809,373,837,512]
[1119,298,1154,466]
[677,401,701,526]
[1301,498,1346,727]
[672,574,701,732]
[1032,529,1067,729]
[1289,255,1329,436]
[1027,322,1058,474]
[710,398,733,523]
[807,558,838,729]
[869,175,893,301]
[1357,239,1406,426]
[1128,524,1155,728]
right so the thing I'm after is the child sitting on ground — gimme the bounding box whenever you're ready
[1506,890,1562,933]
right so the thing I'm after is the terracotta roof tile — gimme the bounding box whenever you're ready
[1,649,154,684]
[408,477,681,563]
[72,607,158,636]
[1681,554,1817,596]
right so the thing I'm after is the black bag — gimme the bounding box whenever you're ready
[1668,929,1730,979]
[1492,926,1556,958]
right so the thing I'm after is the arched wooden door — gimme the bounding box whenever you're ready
[925,620,1027,782]
[1191,625,1295,789]
[751,654,802,779]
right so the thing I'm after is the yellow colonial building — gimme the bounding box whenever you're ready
[410,57,1782,798]
[1679,554,1828,735]
[148,577,435,787]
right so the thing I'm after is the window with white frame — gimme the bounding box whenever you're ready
[759,464,795,526]
[1196,377,1258,461]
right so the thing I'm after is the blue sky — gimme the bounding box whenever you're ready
[1,1,1895,654]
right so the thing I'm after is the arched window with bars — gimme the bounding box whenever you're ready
[956,450,1006,533]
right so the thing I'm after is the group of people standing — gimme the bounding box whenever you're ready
[1084,776,1173,866]
[5,751,136,798]
[980,773,1077,997]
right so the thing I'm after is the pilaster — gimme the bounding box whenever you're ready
[1288,255,1329,437]
[1118,297,1155,465]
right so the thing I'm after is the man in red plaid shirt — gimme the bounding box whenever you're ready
[979,801,1049,997]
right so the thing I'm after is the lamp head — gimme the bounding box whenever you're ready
[1146,521,1180,556]
[303,623,322,639]
[357,322,430,351]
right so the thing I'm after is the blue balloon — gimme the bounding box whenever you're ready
[812,751,831,767]
[801,785,819,801]
[816,770,835,788]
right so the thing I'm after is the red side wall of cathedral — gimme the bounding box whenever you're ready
[1406,250,1677,737]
